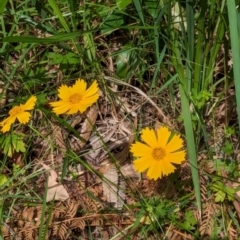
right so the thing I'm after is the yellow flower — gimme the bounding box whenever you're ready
[130,126,186,180]
[50,79,99,115]
[0,96,37,133]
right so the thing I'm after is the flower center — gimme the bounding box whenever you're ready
[69,93,82,104]
[9,106,22,117]
[152,148,166,160]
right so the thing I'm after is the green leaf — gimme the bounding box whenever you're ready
[101,13,124,34]
[179,210,197,231]
[13,163,22,175]
[185,210,197,225]
[213,159,237,173]
[0,0,8,14]
[225,186,236,201]
[15,140,26,153]
[222,141,234,155]
[3,31,92,43]
[214,190,225,202]
[0,174,9,187]
[0,133,26,157]
[47,0,70,32]
[116,0,132,10]
[47,52,79,65]
[156,202,167,217]
[116,45,137,78]
[145,0,161,19]
[227,1,240,130]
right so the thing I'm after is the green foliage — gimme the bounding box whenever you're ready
[179,210,197,231]
[101,11,125,34]
[0,133,26,157]
[227,0,240,130]
[13,163,26,176]
[116,0,132,10]
[144,0,162,19]
[0,0,8,14]
[210,178,236,203]
[0,174,9,187]
[133,197,174,230]
[115,45,139,79]
[213,159,238,174]
[224,126,235,137]
[222,141,234,155]
[46,52,80,65]
[192,89,212,110]
[133,196,197,234]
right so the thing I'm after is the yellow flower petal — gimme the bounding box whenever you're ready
[50,101,71,115]
[130,142,152,157]
[141,128,158,148]
[83,81,99,97]
[67,105,83,114]
[16,112,31,124]
[74,79,87,94]
[58,85,72,100]
[156,126,171,147]
[146,161,164,180]
[166,134,184,152]
[0,116,15,127]
[130,126,185,180]
[22,96,37,111]
[1,123,11,133]
[161,160,176,175]
[0,117,10,126]
[133,157,153,172]
[82,94,99,103]
[168,151,186,164]
[49,100,65,107]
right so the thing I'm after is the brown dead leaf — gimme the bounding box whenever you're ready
[102,164,125,209]
[114,128,134,164]
[41,163,69,202]
[86,129,116,164]
[120,164,138,178]
[70,106,98,151]
[0,83,6,108]
[12,152,25,167]
[104,76,169,123]
[53,124,67,154]
[231,179,240,219]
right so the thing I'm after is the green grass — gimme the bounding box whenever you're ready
[0,0,240,239]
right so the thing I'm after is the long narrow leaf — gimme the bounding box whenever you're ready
[227,1,240,129]
[3,31,92,43]
[48,0,70,32]
[133,0,145,24]
[171,28,201,213]
[179,84,201,213]
[186,0,194,91]
[0,0,8,14]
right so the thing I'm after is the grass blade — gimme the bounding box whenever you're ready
[47,0,70,32]
[179,84,201,213]
[0,0,8,14]
[186,0,194,90]
[3,31,93,43]
[227,0,240,129]
[133,0,145,24]
[171,27,201,212]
